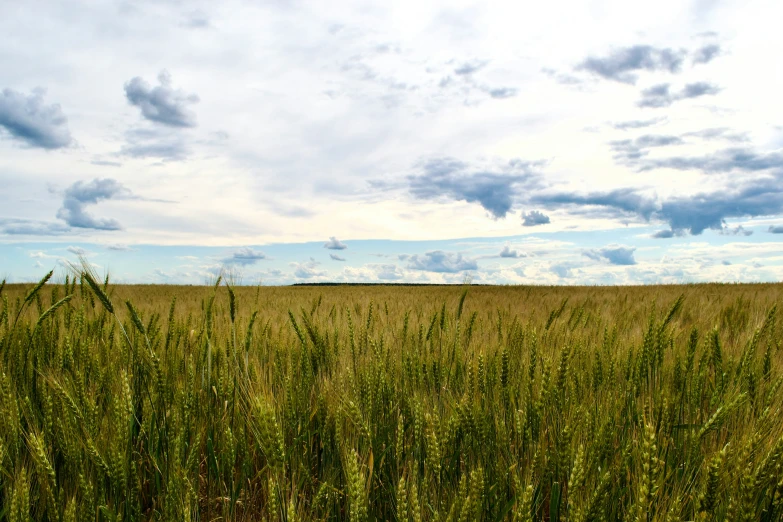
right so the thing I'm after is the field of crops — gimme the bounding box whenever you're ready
[1,267,782,521]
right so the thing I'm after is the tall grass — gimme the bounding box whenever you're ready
[0,270,782,521]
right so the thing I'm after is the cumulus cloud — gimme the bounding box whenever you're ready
[577,45,686,84]
[769,225,783,234]
[56,178,132,230]
[292,258,326,279]
[408,157,541,218]
[692,44,721,64]
[223,247,267,265]
[499,245,520,258]
[551,263,575,278]
[330,253,346,261]
[374,264,404,280]
[521,210,551,226]
[638,82,720,108]
[0,88,72,149]
[454,60,489,76]
[124,70,199,127]
[406,250,478,273]
[324,236,347,250]
[67,246,86,255]
[584,245,637,265]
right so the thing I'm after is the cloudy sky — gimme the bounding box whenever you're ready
[2,0,782,285]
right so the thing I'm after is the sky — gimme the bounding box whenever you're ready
[1,0,782,285]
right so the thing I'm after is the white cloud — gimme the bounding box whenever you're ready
[324,237,348,250]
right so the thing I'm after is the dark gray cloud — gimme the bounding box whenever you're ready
[633,135,683,147]
[768,225,783,234]
[499,245,520,258]
[612,118,665,130]
[658,181,783,234]
[692,44,721,64]
[406,251,478,273]
[487,87,518,99]
[521,210,551,226]
[56,178,132,230]
[682,82,721,98]
[330,253,346,261]
[408,157,541,218]
[637,84,673,108]
[533,188,658,220]
[638,82,720,108]
[719,225,753,236]
[537,166,783,235]
[584,245,637,265]
[0,218,70,235]
[0,88,72,149]
[657,175,783,234]
[223,248,267,265]
[639,147,783,173]
[124,70,199,127]
[454,60,489,76]
[324,236,347,250]
[577,45,687,84]
[610,134,684,162]
[651,229,676,239]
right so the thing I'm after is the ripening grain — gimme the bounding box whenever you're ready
[0,271,782,521]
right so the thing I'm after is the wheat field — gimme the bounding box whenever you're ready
[0,268,782,521]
